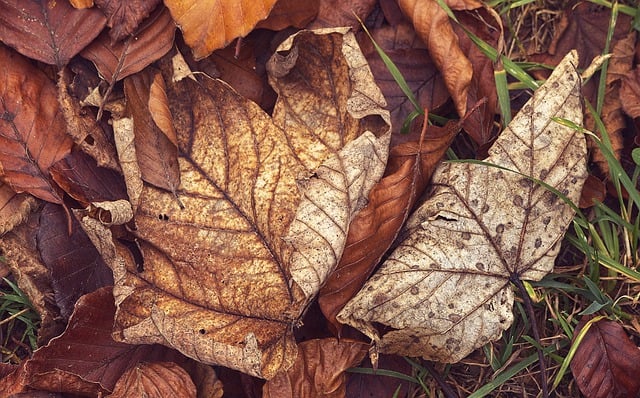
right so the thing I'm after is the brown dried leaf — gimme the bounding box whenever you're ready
[164,0,278,60]
[339,51,587,363]
[95,0,162,42]
[319,119,460,333]
[124,70,181,194]
[0,0,105,67]
[621,67,640,119]
[69,0,95,8]
[0,180,37,235]
[309,0,377,30]
[0,45,74,204]
[81,30,390,379]
[571,317,640,398]
[109,362,196,398]
[262,338,368,398]
[398,0,482,118]
[148,72,178,147]
[37,203,114,320]
[346,354,413,397]
[256,0,319,31]
[81,7,176,82]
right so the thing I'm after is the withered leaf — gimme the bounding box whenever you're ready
[81,7,176,83]
[262,338,368,398]
[0,44,73,204]
[0,0,106,67]
[94,0,162,43]
[338,50,587,363]
[109,362,197,398]
[319,119,460,333]
[256,0,319,31]
[0,180,37,235]
[37,203,114,320]
[82,30,390,379]
[621,67,640,120]
[571,317,640,398]
[309,0,377,30]
[164,0,279,60]
[124,69,181,195]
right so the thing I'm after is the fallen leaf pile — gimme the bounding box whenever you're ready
[0,1,639,397]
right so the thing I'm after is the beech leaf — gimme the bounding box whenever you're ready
[109,361,197,398]
[81,29,390,379]
[570,317,640,398]
[0,180,37,235]
[338,50,588,363]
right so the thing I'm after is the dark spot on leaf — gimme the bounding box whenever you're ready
[436,202,445,209]
[518,178,532,189]
[410,286,419,295]
[462,232,471,240]
[535,238,542,248]
[540,168,548,179]
[475,262,485,271]
[428,311,435,318]
[513,195,523,207]
[447,303,454,309]
[571,177,578,184]
[158,213,169,221]
[481,204,490,213]
[448,313,461,322]
[199,328,206,334]
[84,135,95,145]
[429,263,440,269]
[496,224,505,234]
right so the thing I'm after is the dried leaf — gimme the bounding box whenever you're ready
[37,203,114,320]
[81,7,176,82]
[256,0,319,31]
[0,45,74,204]
[148,72,178,147]
[94,0,162,42]
[346,354,413,397]
[124,69,181,195]
[579,174,606,209]
[164,0,278,60]
[262,338,368,398]
[571,317,640,398]
[109,362,196,398]
[398,0,482,118]
[338,51,587,363]
[81,30,390,379]
[0,180,37,235]
[0,0,105,67]
[319,120,460,333]
[621,67,640,120]
[69,0,94,8]
[309,0,377,30]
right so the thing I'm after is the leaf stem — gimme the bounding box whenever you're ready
[510,276,550,398]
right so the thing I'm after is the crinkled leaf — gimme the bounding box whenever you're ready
[0,180,37,235]
[94,0,162,42]
[571,317,640,398]
[256,0,319,31]
[164,0,278,60]
[338,50,587,363]
[309,0,377,30]
[81,7,176,82]
[109,362,197,398]
[0,0,106,67]
[262,338,368,398]
[0,45,73,204]
[81,30,390,379]
[319,119,460,332]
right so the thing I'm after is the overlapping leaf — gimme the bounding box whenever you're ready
[81,29,390,379]
[338,50,588,363]
[109,361,197,398]
[0,181,37,235]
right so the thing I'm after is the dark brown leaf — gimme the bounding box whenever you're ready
[571,317,640,398]
[22,287,194,396]
[309,0,377,30]
[109,362,196,398]
[256,0,319,31]
[36,203,114,320]
[124,69,181,194]
[95,0,162,42]
[262,338,368,398]
[0,44,74,204]
[319,118,459,333]
[0,0,106,67]
[81,7,176,82]
[49,150,128,207]
[346,354,414,398]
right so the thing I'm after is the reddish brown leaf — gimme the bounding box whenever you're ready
[109,362,197,398]
[579,174,606,209]
[256,0,319,31]
[49,150,128,207]
[571,317,640,398]
[319,119,460,333]
[357,24,449,136]
[21,287,195,396]
[346,354,414,398]
[124,69,181,194]
[95,0,162,43]
[81,7,176,82]
[621,67,640,120]
[36,203,114,320]
[148,71,178,147]
[164,0,278,60]
[262,338,368,398]
[0,0,106,67]
[0,180,37,235]
[0,45,74,204]
[309,0,377,30]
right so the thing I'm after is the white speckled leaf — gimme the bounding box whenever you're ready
[338,50,588,363]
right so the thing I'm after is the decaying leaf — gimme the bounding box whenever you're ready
[109,361,197,398]
[81,29,390,379]
[94,0,162,43]
[309,0,377,30]
[571,317,640,398]
[0,180,37,235]
[0,44,74,204]
[338,50,588,363]
[0,0,106,67]
[164,0,278,60]
[262,338,368,398]
[256,0,319,31]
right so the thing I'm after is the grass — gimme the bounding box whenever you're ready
[353,0,640,396]
[0,257,40,363]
